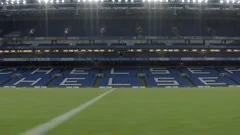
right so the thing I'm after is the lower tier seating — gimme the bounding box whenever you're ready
[1,67,240,87]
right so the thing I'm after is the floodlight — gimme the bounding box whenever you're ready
[220,0,223,3]
[226,0,229,3]
[89,0,93,2]
[101,0,104,2]
[131,0,134,2]
[198,0,202,3]
[160,0,163,2]
[23,0,26,4]
[193,0,196,3]
[187,0,190,2]
[182,0,184,2]
[83,0,86,2]
[204,0,207,2]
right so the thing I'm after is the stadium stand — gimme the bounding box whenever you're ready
[0,0,240,88]
[0,67,240,88]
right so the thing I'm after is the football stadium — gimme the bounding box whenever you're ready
[0,0,240,135]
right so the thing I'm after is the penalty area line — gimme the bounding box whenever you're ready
[20,88,116,135]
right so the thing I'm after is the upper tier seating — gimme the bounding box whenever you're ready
[1,20,240,37]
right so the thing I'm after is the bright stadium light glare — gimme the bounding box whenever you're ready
[187,0,190,2]
[131,0,134,2]
[160,0,163,2]
[193,0,196,3]
[89,0,93,2]
[182,0,184,2]
[220,0,223,3]
[198,0,202,3]
[204,0,207,3]
[23,0,26,4]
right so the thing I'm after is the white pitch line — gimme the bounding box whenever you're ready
[20,88,115,135]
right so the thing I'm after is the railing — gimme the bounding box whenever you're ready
[2,36,240,41]
[1,57,240,62]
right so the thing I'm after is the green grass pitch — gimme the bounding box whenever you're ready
[0,88,240,135]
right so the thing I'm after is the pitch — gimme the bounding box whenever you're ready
[0,88,240,135]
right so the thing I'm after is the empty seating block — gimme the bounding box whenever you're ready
[143,68,190,87]
[99,68,142,87]
[1,67,240,87]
